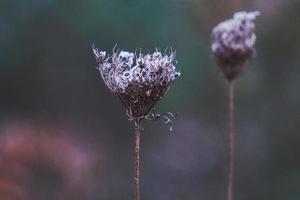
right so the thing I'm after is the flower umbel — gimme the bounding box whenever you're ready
[211,11,260,81]
[93,46,180,129]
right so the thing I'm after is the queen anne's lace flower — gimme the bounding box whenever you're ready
[93,46,180,121]
[211,11,260,81]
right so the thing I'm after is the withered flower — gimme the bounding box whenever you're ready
[211,11,260,81]
[211,11,260,200]
[92,46,180,200]
[92,46,180,128]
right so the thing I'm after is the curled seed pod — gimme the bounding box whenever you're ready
[92,46,181,123]
[211,11,260,81]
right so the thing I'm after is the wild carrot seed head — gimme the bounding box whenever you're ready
[93,46,180,120]
[211,11,260,81]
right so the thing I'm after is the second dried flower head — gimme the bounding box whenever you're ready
[211,11,260,81]
[93,46,180,125]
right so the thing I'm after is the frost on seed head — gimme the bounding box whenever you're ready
[92,46,180,127]
[211,11,260,81]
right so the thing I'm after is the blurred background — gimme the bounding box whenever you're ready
[0,0,299,199]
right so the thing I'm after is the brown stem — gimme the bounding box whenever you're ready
[227,81,235,200]
[232,0,241,10]
[134,125,141,200]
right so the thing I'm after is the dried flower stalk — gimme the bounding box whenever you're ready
[211,11,260,200]
[92,46,180,200]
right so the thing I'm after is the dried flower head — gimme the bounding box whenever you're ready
[211,11,260,81]
[92,46,180,128]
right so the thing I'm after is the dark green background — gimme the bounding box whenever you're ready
[0,0,299,199]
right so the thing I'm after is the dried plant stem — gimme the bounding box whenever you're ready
[232,0,241,10]
[134,124,141,200]
[227,81,235,200]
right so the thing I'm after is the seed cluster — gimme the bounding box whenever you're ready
[93,47,180,120]
[211,11,260,80]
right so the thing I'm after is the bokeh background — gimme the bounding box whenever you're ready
[0,0,300,199]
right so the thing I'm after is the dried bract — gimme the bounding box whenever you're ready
[93,46,180,124]
[211,11,260,81]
